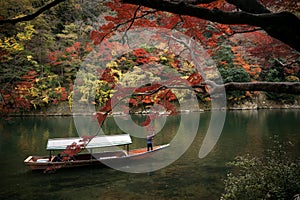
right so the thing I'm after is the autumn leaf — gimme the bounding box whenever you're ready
[187,72,203,86]
[141,115,151,126]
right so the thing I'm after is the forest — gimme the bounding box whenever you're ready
[0,0,299,116]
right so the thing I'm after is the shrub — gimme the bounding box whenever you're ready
[218,67,251,102]
[260,67,299,103]
[221,139,300,200]
[218,67,251,83]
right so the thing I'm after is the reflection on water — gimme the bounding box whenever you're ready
[0,110,300,199]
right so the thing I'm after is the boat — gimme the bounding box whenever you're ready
[24,134,169,172]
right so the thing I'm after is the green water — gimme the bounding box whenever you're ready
[0,110,300,200]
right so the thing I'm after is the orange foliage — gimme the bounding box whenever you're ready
[200,0,226,9]
[231,46,261,79]
[187,72,203,86]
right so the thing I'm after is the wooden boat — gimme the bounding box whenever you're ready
[24,134,169,171]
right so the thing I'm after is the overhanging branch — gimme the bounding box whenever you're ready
[206,81,300,95]
[0,0,67,25]
[118,82,300,96]
[122,0,300,52]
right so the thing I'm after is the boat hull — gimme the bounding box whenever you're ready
[24,144,169,171]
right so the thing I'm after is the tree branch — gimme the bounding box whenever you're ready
[0,0,67,25]
[1,0,299,52]
[205,81,300,95]
[117,81,300,96]
[225,0,271,14]
[171,0,216,4]
[122,0,300,52]
[226,27,263,36]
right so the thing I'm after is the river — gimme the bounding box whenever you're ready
[0,110,300,200]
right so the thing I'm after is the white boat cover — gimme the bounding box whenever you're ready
[46,134,132,150]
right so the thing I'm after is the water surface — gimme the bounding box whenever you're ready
[0,110,300,200]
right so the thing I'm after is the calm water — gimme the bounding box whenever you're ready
[1,110,300,200]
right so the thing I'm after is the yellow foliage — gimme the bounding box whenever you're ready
[160,56,168,62]
[42,96,49,104]
[285,75,299,82]
[27,55,33,61]
[28,87,40,97]
[106,61,118,68]
[17,24,35,41]
[0,22,35,60]
[110,68,122,80]
[0,37,24,52]
[68,91,74,112]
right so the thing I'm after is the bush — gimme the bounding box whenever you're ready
[260,67,299,103]
[218,67,251,101]
[221,139,300,200]
[218,67,251,83]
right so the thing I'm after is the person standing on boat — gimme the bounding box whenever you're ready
[147,134,155,151]
[52,153,62,162]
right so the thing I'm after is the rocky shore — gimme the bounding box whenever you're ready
[9,93,300,116]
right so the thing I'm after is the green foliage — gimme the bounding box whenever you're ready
[219,67,251,101]
[56,23,79,46]
[0,0,34,20]
[0,22,36,60]
[266,92,298,104]
[119,66,161,87]
[214,45,235,68]
[262,68,282,82]
[219,67,251,83]
[214,44,255,102]
[221,139,300,200]
[0,22,40,85]
[261,65,299,103]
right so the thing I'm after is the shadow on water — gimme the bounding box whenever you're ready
[0,110,300,199]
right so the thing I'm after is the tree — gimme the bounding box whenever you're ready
[1,0,300,115]
[90,0,300,94]
[0,0,105,114]
[0,0,66,25]
[122,0,300,52]
[1,1,299,94]
[1,0,299,52]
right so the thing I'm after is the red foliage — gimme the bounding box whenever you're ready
[160,100,177,115]
[187,72,203,86]
[60,90,68,101]
[44,135,96,173]
[96,112,109,126]
[0,69,40,115]
[142,95,152,104]
[100,99,112,112]
[132,48,148,57]
[141,115,151,126]
[135,83,162,93]
[136,57,150,64]
[60,142,82,158]
[128,98,139,106]
[284,63,299,76]
[91,30,108,45]
[100,68,117,84]
[48,42,92,67]
[94,0,240,57]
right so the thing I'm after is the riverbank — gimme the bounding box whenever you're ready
[227,93,300,110]
[6,93,300,116]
